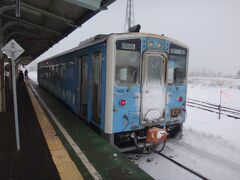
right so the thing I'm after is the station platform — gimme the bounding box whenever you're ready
[0,79,153,180]
[0,81,60,180]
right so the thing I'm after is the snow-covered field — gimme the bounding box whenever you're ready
[29,72,240,179]
[186,77,240,148]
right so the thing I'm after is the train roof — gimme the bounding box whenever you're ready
[38,34,108,63]
[38,32,188,64]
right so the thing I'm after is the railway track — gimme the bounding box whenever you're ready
[127,151,209,180]
[187,98,240,119]
[157,152,209,180]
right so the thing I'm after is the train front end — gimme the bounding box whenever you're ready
[104,33,188,152]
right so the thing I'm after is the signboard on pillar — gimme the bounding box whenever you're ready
[1,39,25,61]
[1,39,24,151]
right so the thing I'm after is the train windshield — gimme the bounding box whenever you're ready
[115,50,140,85]
[147,55,164,87]
[168,55,187,84]
[115,40,141,86]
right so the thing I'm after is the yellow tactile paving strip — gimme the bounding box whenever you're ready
[26,83,83,180]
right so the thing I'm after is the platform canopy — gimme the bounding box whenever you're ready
[0,0,116,65]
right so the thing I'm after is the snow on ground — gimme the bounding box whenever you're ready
[29,72,240,179]
[28,71,38,84]
[133,77,240,180]
[188,77,240,109]
[185,77,240,148]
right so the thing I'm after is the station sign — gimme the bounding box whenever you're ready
[1,39,25,61]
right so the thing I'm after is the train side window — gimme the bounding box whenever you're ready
[49,66,53,79]
[169,55,187,84]
[55,66,59,79]
[67,61,74,81]
[60,63,66,80]
[115,50,140,85]
[79,56,88,117]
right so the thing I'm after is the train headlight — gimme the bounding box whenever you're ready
[120,99,126,106]
[177,97,183,102]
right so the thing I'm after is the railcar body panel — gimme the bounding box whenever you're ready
[38,32,189,151]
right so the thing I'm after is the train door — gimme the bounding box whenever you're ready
[80,56,88,118]
[141,52,166,124]
[91,52,102,125]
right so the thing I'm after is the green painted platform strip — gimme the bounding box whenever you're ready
[31,82,153,180]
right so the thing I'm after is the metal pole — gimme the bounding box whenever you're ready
[0,18,3,112]
[0,58,5,112]
[11,59,20,150]
[16,0,20,17]
[128,0,131,29]
[218,90,222,119]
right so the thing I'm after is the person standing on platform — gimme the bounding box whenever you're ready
[18,70,24,84]
[24,69,28,79]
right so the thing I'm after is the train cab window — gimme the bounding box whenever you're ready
[115,50,140,85]
[169,55,187,84]
[115,39,141,86]
[147,55,164,87]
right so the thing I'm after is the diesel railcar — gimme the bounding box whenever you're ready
[38,32,188,152]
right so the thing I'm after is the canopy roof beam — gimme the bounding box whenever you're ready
[5,31,57,44]
[63,0,102,11]
[1,15,63,38]
[0,3,78,28]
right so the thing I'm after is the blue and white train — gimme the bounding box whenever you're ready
[38,32,188,152]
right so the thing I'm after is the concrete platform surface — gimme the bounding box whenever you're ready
[0,81,60,180]
[28,80,153,180]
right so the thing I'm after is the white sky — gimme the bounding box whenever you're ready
[32,0,240,75]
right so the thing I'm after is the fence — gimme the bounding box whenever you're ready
[187,98,240,119]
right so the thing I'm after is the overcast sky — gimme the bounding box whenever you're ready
[32,0,240,75]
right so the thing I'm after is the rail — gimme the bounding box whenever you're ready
[157,152,208,180]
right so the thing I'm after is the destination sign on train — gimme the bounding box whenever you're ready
[116,39,141,51]
[170,48,186,55]
[121,43,136,50]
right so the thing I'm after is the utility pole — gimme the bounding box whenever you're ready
[124,0,135,32]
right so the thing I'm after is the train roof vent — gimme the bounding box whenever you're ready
[128,24,141,32]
